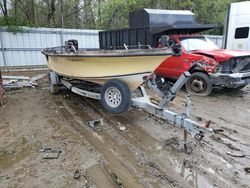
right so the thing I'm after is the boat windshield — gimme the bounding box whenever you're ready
[180,37,219,52]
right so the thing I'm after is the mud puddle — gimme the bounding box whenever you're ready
[169,156,214,188]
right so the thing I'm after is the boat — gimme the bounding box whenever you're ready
[42,40,178,114]
[42,43,173,91]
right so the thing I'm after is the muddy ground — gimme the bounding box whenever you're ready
[0,71,250,188]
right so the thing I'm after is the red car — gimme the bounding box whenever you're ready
[155,34,250,96]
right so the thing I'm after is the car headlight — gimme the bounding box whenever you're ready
[191,58,219,73]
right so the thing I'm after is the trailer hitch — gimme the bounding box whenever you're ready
[147,71,191,108]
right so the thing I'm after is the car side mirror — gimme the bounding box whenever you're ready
[172,44,182,56]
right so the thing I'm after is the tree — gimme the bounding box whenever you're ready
[15,0,36,24]
[0,0,240,35]
[46,0,56,27]
[95,0,151,29]
[194,0,232,34]
[0,0,8,24]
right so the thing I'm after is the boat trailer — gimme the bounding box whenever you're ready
[49,71,213,145]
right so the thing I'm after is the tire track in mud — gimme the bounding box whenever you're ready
[55,100,146,188]
[54,94,192,188]
[55,90,250,188]
[81,96,248,188]
[66,96,204,188]
[81,98,220,188]
[55,98,182,188]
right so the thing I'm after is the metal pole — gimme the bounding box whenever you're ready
[0,31,7,70]
[61,0,64,29]
[60,0,64,51]
[60,31,64,50]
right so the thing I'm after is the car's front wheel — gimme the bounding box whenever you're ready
[185,72,213,96]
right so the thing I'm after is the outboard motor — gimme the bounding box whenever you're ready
[65,39,78,53]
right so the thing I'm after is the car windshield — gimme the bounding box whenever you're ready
[180,37,219,52]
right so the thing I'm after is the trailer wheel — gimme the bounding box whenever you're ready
[185,72,212,96]
[101,80,131,114]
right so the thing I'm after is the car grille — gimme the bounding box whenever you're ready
[220,56,250,73]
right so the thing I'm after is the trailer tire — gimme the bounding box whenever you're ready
[185,72,212,96]
[101,80,131,114]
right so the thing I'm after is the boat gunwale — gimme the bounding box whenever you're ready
[42,48,173,58]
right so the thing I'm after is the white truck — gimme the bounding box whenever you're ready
[223,1,250,51]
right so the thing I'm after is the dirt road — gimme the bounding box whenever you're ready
[0,71,250,188]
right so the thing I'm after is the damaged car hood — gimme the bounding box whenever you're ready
[192,49,250,62]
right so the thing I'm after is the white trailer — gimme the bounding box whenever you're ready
[223,1,250,51]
